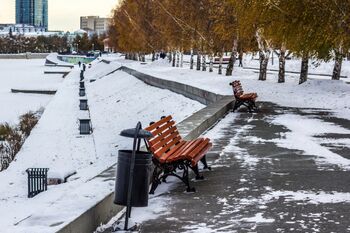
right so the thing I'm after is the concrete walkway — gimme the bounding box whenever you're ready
[133,103,350,233]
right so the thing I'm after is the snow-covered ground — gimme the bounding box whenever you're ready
[113,109,350,232]
[0,59,204,232]
[111,54,350,120]
[0,59,65,124]
[92,54,350,232]
[1,52,349,232]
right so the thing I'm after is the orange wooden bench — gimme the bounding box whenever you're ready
[229,80,258,112]
[145,115,212,194]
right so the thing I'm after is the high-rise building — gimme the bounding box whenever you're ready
[16,0,48,31]
[80,16,110,35]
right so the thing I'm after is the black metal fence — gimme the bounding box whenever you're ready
[26,168,49,198]
[79,88,86,97]
[79,99,88,111]
[79,119,92,135]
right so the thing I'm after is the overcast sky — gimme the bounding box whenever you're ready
[0,0,119,31]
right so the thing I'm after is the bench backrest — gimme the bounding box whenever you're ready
[145,115,183,160]
[229,80,244,97]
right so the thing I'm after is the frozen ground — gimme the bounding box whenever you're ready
[0,59,64,124]
[95,54,350,233]
[0,59,204,233]
[115,103,350,233]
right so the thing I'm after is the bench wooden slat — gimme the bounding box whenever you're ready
[188,138,210,158]
[165,140,196,163]
[180,139,204,157]
[162,141,188,162]
[154,136,182,159]
[145,115,173,131]
[154,141,186,163]
[148,126,180,146]
[150,120,176,136]
[153,134,182,154]
[166,139,204,163]
[190,142,212,166]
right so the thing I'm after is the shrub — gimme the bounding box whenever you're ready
[0,126,23,171]
[0,110,40,172]
[0,123,12,141]
[19,112,39,137]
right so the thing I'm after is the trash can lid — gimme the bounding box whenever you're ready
[120,128,153,139]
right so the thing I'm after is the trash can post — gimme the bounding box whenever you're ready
[114,123,153,231]
[124,121,141,230]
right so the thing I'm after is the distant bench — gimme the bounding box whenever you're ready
[11,89,57,95]
[213,57,230,64]
[229,80,258,112]
[145,115,212,194]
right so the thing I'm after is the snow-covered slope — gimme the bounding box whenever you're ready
[0,59,64,124]
[0,61,204,232]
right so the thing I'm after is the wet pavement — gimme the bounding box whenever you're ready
[104,102,350,233]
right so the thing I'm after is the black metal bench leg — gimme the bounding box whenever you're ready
[232,101,241,112]
[200,156,211,171]
[252,101,258,111]
[149,167,162,194]
[182,165,196,192]
[190,164,204,180]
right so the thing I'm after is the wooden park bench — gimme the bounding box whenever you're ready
[229,80,258,112]
[145,115,212,194]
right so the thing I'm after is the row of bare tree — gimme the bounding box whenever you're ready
[108,0,350,84]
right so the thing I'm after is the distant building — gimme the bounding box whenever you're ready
[0,24,62,37]
[80,16,110,35]
[16,0,48,31]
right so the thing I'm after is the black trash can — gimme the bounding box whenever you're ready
[114,150,152,207]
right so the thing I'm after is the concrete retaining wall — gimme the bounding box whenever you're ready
[44,71,70,78]
[121,66,223,105]
[11,88,56,95]
[0,53,49,59]
[57,193,123,233]
[56,68,234,233]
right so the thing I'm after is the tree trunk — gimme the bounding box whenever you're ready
[176,51,180,67]
[278,48,286,83]
[209,54,214,72]
[271,50,274,65]
[259,50,269,81]
[255,29,271,81]
[202,54,206,71]
[226,40,238,76]
[180,51,184,67]
[152,51,155,61]
[172,51,176,67]
[190,49,194,69]
[238,50,243,67]
[196,52,201,70]
[168,52,172,63]
[299,54,309,84]
[218,49,224,75]
[332,50,343,80]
